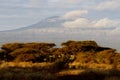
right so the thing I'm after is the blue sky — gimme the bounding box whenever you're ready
[0,0,120,31]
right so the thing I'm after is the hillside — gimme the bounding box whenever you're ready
[0,40,120,80]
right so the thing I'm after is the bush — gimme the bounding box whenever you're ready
[10,48,45,62]
[14,54,37,62]
[1,43,23,53]
[0,50,7,60]
[0,42,56,62]
[23,42,56,49]
[61,40,98,47]
[61,40,100,54]
[95,50,116,64]
[0,40,118,63]
[10,48,40,57]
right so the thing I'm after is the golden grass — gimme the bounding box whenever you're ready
[69,62,120,70]
[0,61,120,80]
[0,62,120,80]
[0,67,56,80]
[0,62,57,80]
[56,69,85,76]
[0,61,53,68]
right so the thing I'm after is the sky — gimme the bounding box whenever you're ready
[0,0,120,51]
[0,0,120,31]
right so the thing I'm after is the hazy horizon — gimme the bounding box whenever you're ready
[0,0,120,51]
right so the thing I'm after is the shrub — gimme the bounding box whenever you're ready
[23,42,56,49]
[10,48,44,62]
[61,40,98,47]
[0,50,7,60]
[74,52,95,64]
[61,40,100,54]
[1,43,23,53]
[95,50,116,64]
[14,54,37,62]
[10,48,40,57]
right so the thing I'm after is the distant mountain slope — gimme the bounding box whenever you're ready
[12,16,64,31]
[0,16,68,45]
[0,16,119,51]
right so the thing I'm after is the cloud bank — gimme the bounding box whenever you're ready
[62,10,120,29]
[0,0,120,31]
[61,10,88,20]
[95,0,120,10]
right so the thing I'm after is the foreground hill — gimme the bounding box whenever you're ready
[0,40,120,80]
[0,40,116,63]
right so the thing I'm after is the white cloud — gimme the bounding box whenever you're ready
[63,17,120,29]
[62,10,120,29]
[61,10,88,20]
[95,0,120,10]
[94,18,120,28]
[63,18,91,28]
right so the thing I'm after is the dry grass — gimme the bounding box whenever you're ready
[57,69,120,80]
[69,62,112,69]
[87,63,113,69]
[104,76,120,80]
[0,61,53,68]
[0,61,120,80]
[0,61,57,80]
[0,61,117,70]
[0,67,56,80]
[56,69,85,76]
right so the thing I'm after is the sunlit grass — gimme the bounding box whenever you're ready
[0,61,53,68]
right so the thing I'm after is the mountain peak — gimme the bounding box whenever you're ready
[13,16,64,31]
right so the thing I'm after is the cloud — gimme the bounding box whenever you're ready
[63,18,91,28]
[63,17,120,29]
[94,18,120,29]
[62,10,120,29]
[61,10,88,20]
[95,0,120,10]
